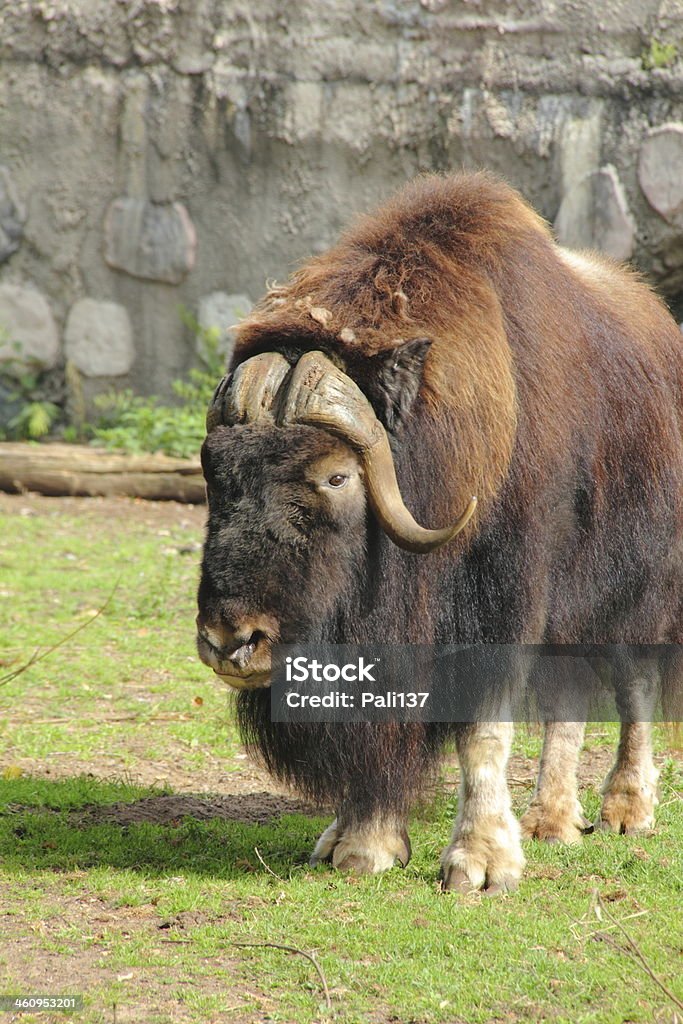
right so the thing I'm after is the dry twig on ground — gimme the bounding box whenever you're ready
[593,890,683,1013]
[0,580,120,688]
[233,941,332,1011]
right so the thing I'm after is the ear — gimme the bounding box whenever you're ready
[367,338,432,431]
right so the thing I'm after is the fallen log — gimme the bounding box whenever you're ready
[0,442,206,503]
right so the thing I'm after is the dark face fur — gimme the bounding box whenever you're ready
[197,423,367,688]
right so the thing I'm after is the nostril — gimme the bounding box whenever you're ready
[198,618,275,672]
[227,641,256,670]
[226,631,268,670]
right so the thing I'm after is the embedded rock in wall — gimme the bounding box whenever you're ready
[104,198,197,285]
[64,298,135,377]
[197,291,252,368]
[0,282,59,373]
[638,124,683,227]
[0,166,26,264]
[554,166,636,262]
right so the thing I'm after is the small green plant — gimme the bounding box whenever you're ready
[4,396,61,440]
[0,330,63,440]
[642,37,678,70]
[91,389,207,459]
[178,305,227,379]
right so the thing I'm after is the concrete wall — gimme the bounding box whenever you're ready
[1,0,682,409]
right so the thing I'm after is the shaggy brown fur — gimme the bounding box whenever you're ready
[200,172,683,881]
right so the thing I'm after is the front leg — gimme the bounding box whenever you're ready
[441,721,525,894]
[310,814,411,874]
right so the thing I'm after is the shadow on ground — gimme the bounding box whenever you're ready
[0,778,331,879]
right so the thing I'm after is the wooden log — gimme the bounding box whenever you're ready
[0,442,206,503]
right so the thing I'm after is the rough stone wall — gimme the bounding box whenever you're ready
[0,0,682,407]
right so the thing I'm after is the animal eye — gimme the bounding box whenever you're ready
[327,474,348,488]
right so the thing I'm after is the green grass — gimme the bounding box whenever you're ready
[1,495,682,1024]
[0,500,241,773]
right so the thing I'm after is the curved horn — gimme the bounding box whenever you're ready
[206,352,290,431]
[280,350,477,553]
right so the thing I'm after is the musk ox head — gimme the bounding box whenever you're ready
[196,350,476,689]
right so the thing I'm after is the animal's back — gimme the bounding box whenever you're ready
[357,174,683,645]
[465,191,683,645]
[351,173,683,644]
[545,259,683,644]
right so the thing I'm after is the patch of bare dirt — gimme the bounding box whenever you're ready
[72,791,322,827]
[0,877,285,1023]
[2,923,254,1024]
[6,751,290,799]
[0,489,207,530]
[5,737,632,816]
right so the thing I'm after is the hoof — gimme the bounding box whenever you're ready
[440,864,519,895]
[595,805,655,835]
[310,819,411,874]
[440,812,525,895]
[309,819,339,867]
[482,876,519,896]
[440,866,478,894]
[521,800,593,844]
[597,769,659,835]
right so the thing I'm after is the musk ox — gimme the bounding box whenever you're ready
[196,172,683,892]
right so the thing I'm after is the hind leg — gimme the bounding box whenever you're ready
[598,721,659,832]
[598,663,659,833]
[521,652,594,843]
[521,721,592,843]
